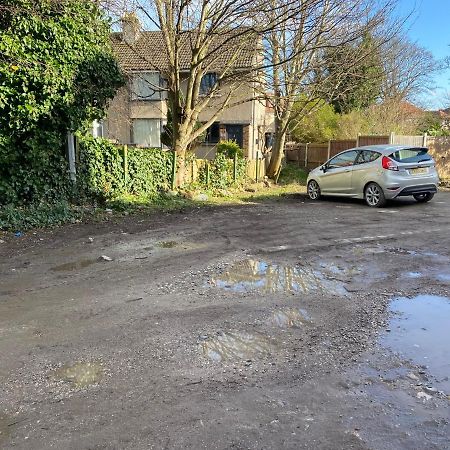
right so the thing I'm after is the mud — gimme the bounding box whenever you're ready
[1,193,450,449]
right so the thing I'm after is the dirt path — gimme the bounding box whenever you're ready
[1,194,449,449]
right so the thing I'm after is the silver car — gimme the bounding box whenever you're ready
[307,145,439,207]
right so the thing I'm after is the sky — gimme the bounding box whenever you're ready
[397,0,450,109]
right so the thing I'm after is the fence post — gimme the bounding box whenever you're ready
[233,152,238,182]
[389,132,394,145]
[123,144,128,192]
[171,150,177,190]
[305,143,309,168]
[327,140,331,159]
[356,133,360,147]
[206,161,210,186]
[423,133,428,147]
[255,152,260,182]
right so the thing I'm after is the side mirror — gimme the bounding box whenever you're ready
[321,165,327,173]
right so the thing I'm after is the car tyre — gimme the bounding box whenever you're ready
[413,193,434,203]
[308,180,321,200]
[364,182,386,207]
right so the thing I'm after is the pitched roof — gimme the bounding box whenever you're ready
[111,30,257,73]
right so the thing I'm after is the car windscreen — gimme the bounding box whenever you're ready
[389,148,432,163]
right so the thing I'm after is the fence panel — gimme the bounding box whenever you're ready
[358,135,390,146]
[306,143,329,169]
[392,135,424,147]
[427,136,450,180]
[330,139,357,157]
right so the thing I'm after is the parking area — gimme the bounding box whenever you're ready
[1,193,449,449]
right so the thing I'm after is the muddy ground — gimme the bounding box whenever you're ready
[1,193,449,449]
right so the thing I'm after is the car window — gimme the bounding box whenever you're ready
[389,148,431,163]
[328,150,358,168]
[355,150,381,165]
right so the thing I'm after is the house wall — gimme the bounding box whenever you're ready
[104,74,274,160]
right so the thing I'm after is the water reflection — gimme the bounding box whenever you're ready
[50,259,97,272]
[201,331,273,362]
[380,295,450,392]
[269,308,311,328]
[211,259,348,295]
[52,361,104,387]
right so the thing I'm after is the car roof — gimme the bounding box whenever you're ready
[356,145,426,155]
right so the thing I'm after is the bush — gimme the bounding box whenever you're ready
[216,140,244,158]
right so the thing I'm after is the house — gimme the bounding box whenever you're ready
[100,17,273,160]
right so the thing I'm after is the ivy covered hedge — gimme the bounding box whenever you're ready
[77,136,173,201]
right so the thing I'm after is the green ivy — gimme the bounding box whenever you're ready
[77,136,174,202]
[0,0,124,206]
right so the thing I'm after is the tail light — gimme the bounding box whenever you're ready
[382,156,398,171]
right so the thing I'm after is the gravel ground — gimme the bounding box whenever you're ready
[0,192,449,449]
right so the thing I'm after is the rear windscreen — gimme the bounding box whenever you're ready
[389,148,432,163]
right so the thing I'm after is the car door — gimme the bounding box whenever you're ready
[351,150,382,195]
[319,150,359,194]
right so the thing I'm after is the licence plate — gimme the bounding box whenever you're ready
[410,167,428,175]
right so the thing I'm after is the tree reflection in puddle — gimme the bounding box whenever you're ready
[268,308,311,328]
[201,331,274,362]
[211,259,348,296]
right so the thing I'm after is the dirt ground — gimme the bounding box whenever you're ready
[1,193,449,449]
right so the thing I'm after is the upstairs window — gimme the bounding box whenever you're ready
[131,73,162,100]
[200,73,218,95]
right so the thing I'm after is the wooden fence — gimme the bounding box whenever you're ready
[285,133,450,179]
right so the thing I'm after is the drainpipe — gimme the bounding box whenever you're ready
[251,83,256,160]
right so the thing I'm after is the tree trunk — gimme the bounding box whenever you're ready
[266,130,286,178]
[174,138,187,186]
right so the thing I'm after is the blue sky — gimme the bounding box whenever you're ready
[397,0,450,109]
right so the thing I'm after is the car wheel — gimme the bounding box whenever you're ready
[413,193,434,203]
[364,182,386,207]
[308,180,321,200]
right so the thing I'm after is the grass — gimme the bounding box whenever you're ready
[0,164,308,232]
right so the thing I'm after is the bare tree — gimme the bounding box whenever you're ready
[380,37,437,102]
[263,0,398,178]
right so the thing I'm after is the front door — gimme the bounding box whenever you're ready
[320,150,359,194]
[225,125,244,148]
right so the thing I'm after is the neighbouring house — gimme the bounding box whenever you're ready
[99,16,273,160]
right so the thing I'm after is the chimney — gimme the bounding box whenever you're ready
[122,12,140,46]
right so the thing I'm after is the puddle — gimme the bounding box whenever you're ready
[268,308,311,328]
[210,259,348,295]
[200,331,274,362]
[52,361,104,387]
[404,271,422,279]
[50,259,97,272]
[380,295,450,392]
[157,241,178,248]
[436,273,450,282]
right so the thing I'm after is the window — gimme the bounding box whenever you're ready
[355,150,381,165]
[205,122,220,144]
[92,120,103,138]
[132,119,161,147]
[390,148,431,163]
[200,73,218,95]
[131,73,161,100]
[328,150,358,168]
